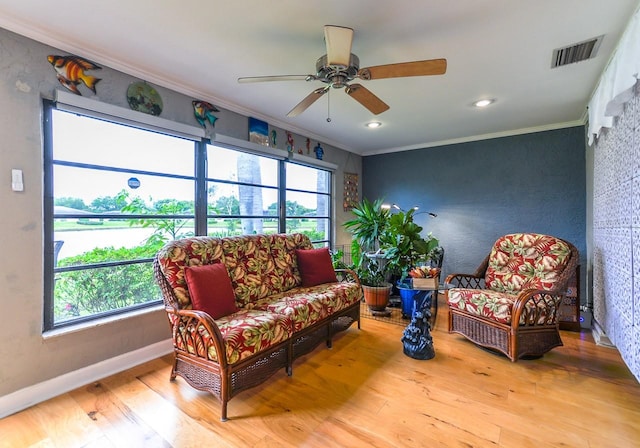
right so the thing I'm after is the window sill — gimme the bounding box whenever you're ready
[42,304,165,340]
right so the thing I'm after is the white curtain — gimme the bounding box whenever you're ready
[588,6,640,145]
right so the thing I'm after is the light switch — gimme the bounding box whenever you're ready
[11,169,24,192]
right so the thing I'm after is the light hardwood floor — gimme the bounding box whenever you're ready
[2,297,640,448]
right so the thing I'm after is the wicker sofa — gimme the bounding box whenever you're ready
[154,233,362,421]
[445,233,579,362]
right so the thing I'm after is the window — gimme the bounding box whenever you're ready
[206,144,279,236]
[44,104,198,330]
[285,162,332,246]
[44,101,334,330]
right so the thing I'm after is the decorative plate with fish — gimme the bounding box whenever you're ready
[126,82,163,116]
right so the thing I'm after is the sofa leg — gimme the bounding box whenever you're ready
[220,401,228,422]
[169,357,178,381]
[286,365,292,376]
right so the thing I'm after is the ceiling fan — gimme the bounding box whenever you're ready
[238,25,447,118]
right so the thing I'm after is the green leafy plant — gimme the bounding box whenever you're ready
[381,207,439,282]
[343,198,393,286]
[118,190,194,245]
[343,197,390,254]
[344,198,439,286]
[54,243,163,321]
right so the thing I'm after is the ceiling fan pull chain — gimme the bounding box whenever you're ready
[327,88,331,122]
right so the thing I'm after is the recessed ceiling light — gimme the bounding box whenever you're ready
[473,99,495,108]
[366,121,382,128]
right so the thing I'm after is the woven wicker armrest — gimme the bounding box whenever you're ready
[445,254,490,288]
[445,273,485,289]
[511,288,565,328]
[335,268,361,287]
[165,306,229,369]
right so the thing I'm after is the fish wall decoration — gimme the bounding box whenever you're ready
[47,55,101,96]
[192,100,219,128]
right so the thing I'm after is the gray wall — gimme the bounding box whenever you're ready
[0,26,360,400]
[362,127,587,298]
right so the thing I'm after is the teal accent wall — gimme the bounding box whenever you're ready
[362,127,586,297]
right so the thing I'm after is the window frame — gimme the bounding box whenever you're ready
[43,100,203,330]
[43,98,335,331]
[284,160,333,247]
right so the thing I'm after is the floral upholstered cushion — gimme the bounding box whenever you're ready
[447,288,552,325]
[308,282,363,314]
[267,233,313,296]
[177,309,293,365]
[221,234,273,307]
[249,282,362,332]
[250,294,327,332]
[485,233,571,294]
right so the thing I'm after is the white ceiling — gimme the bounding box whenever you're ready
[0,1,638,155]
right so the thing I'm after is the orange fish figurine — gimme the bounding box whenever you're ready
[47,55,101,95]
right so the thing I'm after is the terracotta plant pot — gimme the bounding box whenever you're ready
[362,282,392,316]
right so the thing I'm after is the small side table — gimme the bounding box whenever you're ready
[401,283,450,360]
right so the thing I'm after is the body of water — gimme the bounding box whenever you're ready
[54,228,156,259]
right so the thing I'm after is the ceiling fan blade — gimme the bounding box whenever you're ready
[324,25,353,67]
[238,74,313,83]
[287,87,328,117]
[358,59,447,80]
[345,84,390,115]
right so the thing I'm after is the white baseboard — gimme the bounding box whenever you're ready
[591,319,616,348]
[0,339,173,419]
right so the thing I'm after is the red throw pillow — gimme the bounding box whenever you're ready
[296,247,338,287]
[184,263,238,319]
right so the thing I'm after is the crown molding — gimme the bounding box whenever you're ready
[361,120,586,156]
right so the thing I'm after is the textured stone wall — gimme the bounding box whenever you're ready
[592,84,640,382]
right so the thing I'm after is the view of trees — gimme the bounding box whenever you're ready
[53,193,325,322]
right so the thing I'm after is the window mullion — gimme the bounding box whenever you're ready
[195,140,207,235]
[43,100,55,331]
[278,160,287,233]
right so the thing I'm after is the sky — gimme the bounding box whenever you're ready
[52,110,323,209]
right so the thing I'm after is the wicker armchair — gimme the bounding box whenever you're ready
[445,233,579,362]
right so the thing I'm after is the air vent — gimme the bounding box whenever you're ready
[551,35,604,68]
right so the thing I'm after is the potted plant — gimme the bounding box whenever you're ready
[378,206,440,318]
[381,206,440,284]
[344,198,441,317]
[343,198,394,315]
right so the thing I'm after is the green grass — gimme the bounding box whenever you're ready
[54,219,319,232]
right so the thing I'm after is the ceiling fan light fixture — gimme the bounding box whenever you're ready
[324,25,354,68]
[366,121,382,129]
[473,99,495,108]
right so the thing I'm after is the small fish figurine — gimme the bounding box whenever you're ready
[192,100,219,128]
[47,55,101,96]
